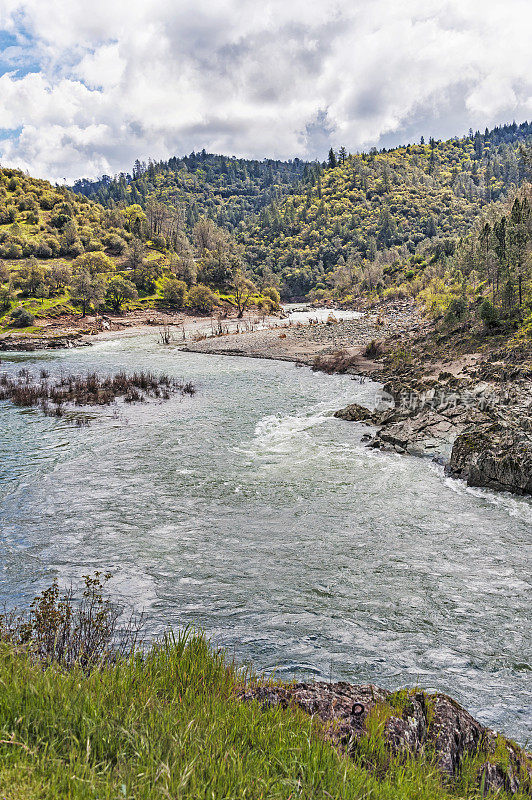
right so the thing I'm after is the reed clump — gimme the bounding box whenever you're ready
[0,368,195,418]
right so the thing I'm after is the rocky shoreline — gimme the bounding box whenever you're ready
[241,680,532,796]
[184,303,531,497]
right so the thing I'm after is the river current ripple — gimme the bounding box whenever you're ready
[0,332,531,741]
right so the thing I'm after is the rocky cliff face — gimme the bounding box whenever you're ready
[448,427,532,495]
[334,367,532,496]
[240,681,532,796]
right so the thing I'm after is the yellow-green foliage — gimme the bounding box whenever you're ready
[0,168,127,263]
[241,125,532,297]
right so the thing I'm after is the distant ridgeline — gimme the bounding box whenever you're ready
[72,151,307,232]
[69,122,532,298]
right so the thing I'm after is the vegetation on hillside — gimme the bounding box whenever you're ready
[0,578,528,800]
[0,168,279,331]
[2,121,532,336]
[72,151,306,233]
[242,122,532,298]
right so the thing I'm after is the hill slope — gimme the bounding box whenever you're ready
[72,152,307,232]
[241,122,532,296]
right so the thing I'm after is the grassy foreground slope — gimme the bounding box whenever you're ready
[0,631,527,800]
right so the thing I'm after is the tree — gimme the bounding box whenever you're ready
[48,263,72,293]
[479,298,499,329]
[328,148,337,169]
[188,283,217,313]
[106,277,138,312]
[19,259,46,296]
[131,262,161,293]
[73,251,115,276]
[124,205,147,233]
[125,238,146,270]
[162,278,187,308]
[338,146,347,164]
[0,280,14,310]
[71,271,106,316]
[232,271,257,318]
[59,220,82,256]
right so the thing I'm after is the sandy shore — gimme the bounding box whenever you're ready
[181,305,422,370]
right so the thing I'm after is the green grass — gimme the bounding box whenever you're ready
[0,631,527,800]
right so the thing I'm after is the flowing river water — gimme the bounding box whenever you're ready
[0,329,531,742]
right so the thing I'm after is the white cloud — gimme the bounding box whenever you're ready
[1,0,532,181]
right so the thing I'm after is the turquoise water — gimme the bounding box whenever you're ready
[1,332,531,741]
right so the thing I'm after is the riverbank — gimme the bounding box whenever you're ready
[0,307,286,351]
[183,300,531,496]
[1,630,530,799]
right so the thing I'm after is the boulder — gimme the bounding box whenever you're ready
[449,427,532,495]
[333,403,376,422]
[239,681,532,795]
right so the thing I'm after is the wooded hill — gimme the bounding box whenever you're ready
[1,121,532,334]
[242,122,532,297]
[72,152,307,233]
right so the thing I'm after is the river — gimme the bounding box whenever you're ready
[0,330,531,741]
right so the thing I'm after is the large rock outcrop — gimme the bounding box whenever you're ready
[239,681,532,795]
[448,427,532,495]
[334,370,532,496]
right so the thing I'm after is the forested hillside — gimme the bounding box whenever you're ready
[72,152,306,232]
[0,168,279,330]
[2,121,532,336]
[243,122,532,297]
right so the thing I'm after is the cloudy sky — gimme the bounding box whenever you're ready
[1,0,532,182]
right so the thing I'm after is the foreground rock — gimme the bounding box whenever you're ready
[240,681,532,795]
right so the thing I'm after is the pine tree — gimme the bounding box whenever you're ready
[328,148,337,169]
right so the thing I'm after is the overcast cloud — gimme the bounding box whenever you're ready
[1,0,532,182]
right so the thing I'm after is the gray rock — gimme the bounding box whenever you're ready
[239,681,532,795]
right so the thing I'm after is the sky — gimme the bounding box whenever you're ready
[1,0,532,183]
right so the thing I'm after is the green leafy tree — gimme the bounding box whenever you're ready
[71,271,106,316]
[73,251,116,276]
[106,277,138,311]
[232,271,257,318]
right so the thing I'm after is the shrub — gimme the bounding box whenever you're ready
[10,307,35,327]
[34,240,53,258]
[188,283,218,313]
[445,297,467,324]
[262,286,281,307]
[163,278,188,308]
[106,234,127,255]
[479,298,499,329]
[364,339,384,358]
[0,573,142,667]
